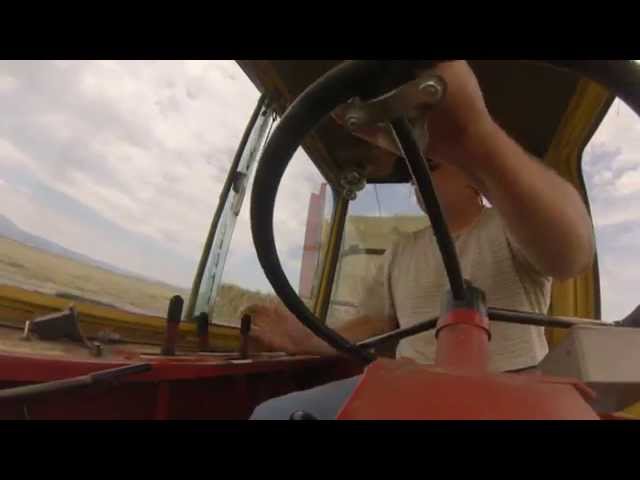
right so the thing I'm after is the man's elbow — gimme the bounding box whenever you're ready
[546,236,596,282]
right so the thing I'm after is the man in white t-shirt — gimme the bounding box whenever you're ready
[247,61,595,419]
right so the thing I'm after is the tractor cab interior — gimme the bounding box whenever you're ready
[2,60,640,420]
[231,60,640,419]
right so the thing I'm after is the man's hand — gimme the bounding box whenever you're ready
[242,303,336,356]
[242,302,396,357]
[332,60,594,280]
[330,61,495,169]
[421,61,494,167]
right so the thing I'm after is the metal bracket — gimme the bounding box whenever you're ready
[335,72,447,130]
[23,307,102,357]
[339,169,366,200]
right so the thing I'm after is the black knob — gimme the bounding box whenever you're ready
[289,410,318,420]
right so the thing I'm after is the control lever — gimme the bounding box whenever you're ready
[23,307,102,357]
[161,295,183,356]
[240,314,252,359]
[289,410,318,420]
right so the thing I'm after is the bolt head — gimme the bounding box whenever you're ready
[346,115,360,129]
[344,190,357,201]
[345,171,361,184]
[419,79,443,103]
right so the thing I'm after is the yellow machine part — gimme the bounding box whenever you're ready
[623,401,640,417]
[0,284,240,351]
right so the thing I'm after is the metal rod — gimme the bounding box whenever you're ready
[488,307,606,329]
[185,93,268,321]
[390,118,467,301]
[357,308,611,352]
[161,295,183,356]
[240,314,252,359]
[341,246,386,258]
[0,363,151,402]
[313,190,349,323]
[357,317,438,350]
[196,312,209,351]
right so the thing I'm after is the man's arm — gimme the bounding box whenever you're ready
[247,242,398,356]
[426,61,595,280]
[462,124,594,280]
[246,302,394,356]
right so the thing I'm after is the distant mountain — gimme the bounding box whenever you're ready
[0,214,177,287]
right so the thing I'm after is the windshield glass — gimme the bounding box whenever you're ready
[207,147,332,326]
[0,60,261,317]
[325,183,427,327]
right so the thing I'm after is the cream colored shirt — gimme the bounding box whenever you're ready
[358,207,551,372]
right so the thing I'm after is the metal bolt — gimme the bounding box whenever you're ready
[344,170,361,185]
[346,114,360,130]
[344,189,357,201]
[92,342,103,357]
[21,321,32,341]
[340,169,366,201]
[289,410,318,420]
[419,78,444,103]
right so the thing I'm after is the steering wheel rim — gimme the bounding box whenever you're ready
[249,60,640,364]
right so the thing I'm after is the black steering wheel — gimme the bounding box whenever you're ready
[250,60,640,364]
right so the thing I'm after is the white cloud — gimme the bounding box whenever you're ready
[583,96,640,320]
[0,138,32,167]
[591,170,613,186]
[0,60,264,261]
[0,74,17,93]
[0,60,327,295]
[613,168,640,196]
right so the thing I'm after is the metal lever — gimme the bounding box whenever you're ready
[23,307,103,357]
[196,312,210,351]
[0,363,151,402]
[240,314,252,359]
[161,295,183,356]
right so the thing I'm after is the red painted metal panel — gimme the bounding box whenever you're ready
[336,358,600,420]
[0,353,362,419]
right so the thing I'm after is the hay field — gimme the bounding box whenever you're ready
[0,236,273,324]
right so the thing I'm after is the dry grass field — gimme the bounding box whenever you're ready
[0,236,273,324]
[0,214,425,326]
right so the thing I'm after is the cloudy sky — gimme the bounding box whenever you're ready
[583,97,640,321]
[0,60,638,322]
